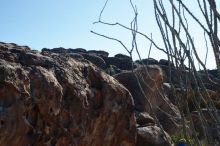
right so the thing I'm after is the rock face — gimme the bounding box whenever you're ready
[136,126,171,146]
[4,41,220,145]
[88,50,109,57]
[114,65,164,112]
[114,65,181,129]
[191,109,220,141]
[135,58,158,65]
[104,57,133,71]
[0,42,136,146]
[81,53,107,69]
[114,65,180,145]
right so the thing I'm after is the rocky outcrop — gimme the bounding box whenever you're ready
[42,47,87,54]
[0,42,136,146]
[42,47,134,71]
[114,65,181,128]
[114,65,180,145]
[135,113,172,146]
[114,65,164,112]
[136,126,171,146]
[135,58,158,65]
[191,109,220,142]
[88,50,109,57]
[104,57,133,70]
[81,53,107,69]
[2,41,220,145]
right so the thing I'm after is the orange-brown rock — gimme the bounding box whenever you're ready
[0,43,136,146]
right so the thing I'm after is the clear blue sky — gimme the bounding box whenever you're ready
[0,0,218,69]
[0,0,146,50]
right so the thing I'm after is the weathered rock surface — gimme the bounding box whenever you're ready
[88,50,109,57]
[114,65,179,145]
[115,65,180,117]
[81,53,107,69]
[135,112,155,127]
[104,57,133,70]
[191,109,220,141]
[3,41,220,145]
[0,42,136,146]
[114,65,163,112]
[136,126,171,146]
[135,58,159,65]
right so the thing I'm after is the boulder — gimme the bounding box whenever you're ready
[0,43,136,146]
[197,71,219,90]
[114,65,182,135]
[104,57,133,71]
[19,52,55,67]
[67,48,87,54]
[159,59,174,67]
[114,65,165,112]
[114,53,131,60]
[135,112,155,126]
[68,53,84,60]
[191,109,220,142]
[41,48,51,53]
[159,64,193,86]
[208,69,219,79]
[43,48,88,54]
[136,58,158,65]
[88,50,109,57]
[136,126,172,146]
[82,53,107,69]
[50,47,67,53]
[162,83,176,104]
[135,111,172,146]
[0,43,9,51]
[105,65,121,76]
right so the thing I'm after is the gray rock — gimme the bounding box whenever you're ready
[88,50,109,57]
[136,58,158,65]
[136,126,172,146]
[82,53,107,69]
